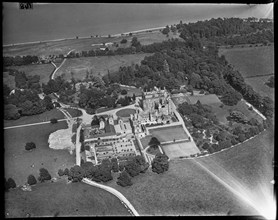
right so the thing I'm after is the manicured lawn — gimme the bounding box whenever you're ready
[115,108,136,117]
[4,121,75,186]
[63,108,82,118]
[5,180,130,217]
[161,141,200,159]
[55,54,150,81]
[9,63,55,85]
[104,128,273,216]
[148,125,188,142]
[4,109,65,128]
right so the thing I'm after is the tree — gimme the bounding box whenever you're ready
[27,175,37,185]
[58,169,64,176]
[124,159,141,177]
[237,133,246,142]
[148,137,160,147]
[4,104,20,120]
[43,95,54,110]
[7,178,16,189]
[68,165,85,182]
[151,153,169,174]
[111,158,119,172]
[121,89,127,95]
[117,170,133,187]
[38,168,52,182]
[25,142,36,151]
[202,142,210,150]
[120,39,128,44]
[131,37,141,48]
[50,118,58,124]
[64,168,69,176]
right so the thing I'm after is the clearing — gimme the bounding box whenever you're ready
[55,54,150,81]
[218,45,274,100]
[5,63,55,86]
[4,121,75,186]
[5,180,130,217]
[104,128,273,216]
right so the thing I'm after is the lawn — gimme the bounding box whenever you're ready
[8,63,55,86]
[55,54,150,81]
[5,180,130,217]
[161,141,200,159]
[218,45,274,100]
[63,108,83,118]
[115,108,136,118]
[119,85,143,97]
[4,121,75,186]
[104,128,274,216]
[4,109,65,128]
[148,125,188,143]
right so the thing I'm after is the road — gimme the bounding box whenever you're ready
[82,178,139,216]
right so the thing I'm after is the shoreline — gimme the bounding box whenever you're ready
[3,26,166,48]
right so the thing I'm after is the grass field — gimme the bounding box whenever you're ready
[218,45,274,100]
[55,54,150,81]
[104,128,273,216]
[148,125,188,143]
[4,121,76,186]
[115,108,136,118]
[5,180,130,217]
[3,30,181,57]
[7,63,55,86]
[63,108,83,118]
[4,109,65,128]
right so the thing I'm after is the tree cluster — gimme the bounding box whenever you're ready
[3,55,39,67]
[151,153,169,174]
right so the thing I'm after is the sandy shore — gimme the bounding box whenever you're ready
[3,26,166,47]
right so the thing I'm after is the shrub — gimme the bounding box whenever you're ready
[50,118,58,124]
[27,175,37,185]
[248,106,253,111]
[121,89,128,95]
[117,170,133,187]
[25,142,36,151]
[58,169,64,176]
[38,168,52,182]
[199,89,205,94]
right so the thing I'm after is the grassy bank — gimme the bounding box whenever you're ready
[4,121,75,186]
[5,180,130,217]
[104,128,273,216]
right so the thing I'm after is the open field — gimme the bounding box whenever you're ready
[4,121,76,186]
[6,64,55,86]
[55,54,150,81]
[116,108,136,118]
[3,29,181,57]
[148,125,188,142]
[218,45,274,100]
[4,109,65,128]
[104,128,273,216]
[5,180,130,217]
[161,141,200,159]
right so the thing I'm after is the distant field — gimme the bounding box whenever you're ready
[7,63,55,86]
[148,125,188,143]
[55,54,150,81]
[4,109,65,128]
[104,128,273,216]
[218,45,274,100]
[3,30,181,57]
[5,180,130,217]
[4,121,75,186]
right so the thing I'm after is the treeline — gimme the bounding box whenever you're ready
[177,17,273,45]
[3,55,39,67]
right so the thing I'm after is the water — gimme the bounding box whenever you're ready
[195,159,276,219]
[3,3,273,45]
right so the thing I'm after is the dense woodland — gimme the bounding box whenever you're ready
[3,17,274,120]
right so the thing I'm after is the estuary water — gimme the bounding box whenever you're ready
[3,3,273,45]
